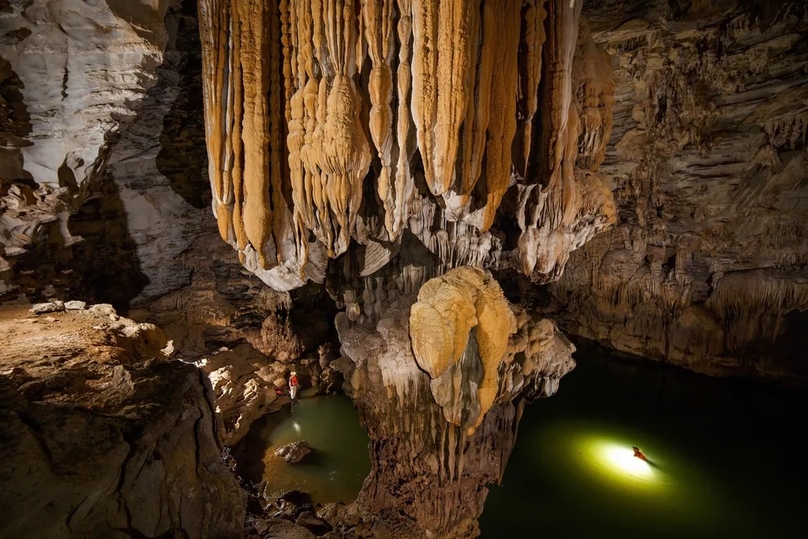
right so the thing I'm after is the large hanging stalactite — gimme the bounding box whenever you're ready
[197,0,616,298]
[197,1,616,536]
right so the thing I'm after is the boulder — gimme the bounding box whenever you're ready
[30,301,64,314]
[64,300,87,310]
[296,512,333,536]
[275,441,313,464]
[0,304,247,539]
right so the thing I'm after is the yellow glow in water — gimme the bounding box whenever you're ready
[537,423,675,494]
[576,437,666,491]
[600,444,653,479]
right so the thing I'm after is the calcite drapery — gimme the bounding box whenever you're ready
[197,0,617,536]
[337,274,576,537]
[197,0,616,298]
[410,267,516,433]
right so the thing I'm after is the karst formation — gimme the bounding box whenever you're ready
[0,0,806,538]
[195,0,614,535]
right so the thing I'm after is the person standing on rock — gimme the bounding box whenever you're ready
[289,371,299,400]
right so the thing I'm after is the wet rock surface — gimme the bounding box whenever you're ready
[276,441,314,464]
[0,302,246,539]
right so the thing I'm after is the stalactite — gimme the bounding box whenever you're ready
[362,0,397,238]
[236,1,273,269]
[575,21,615,171]
[517,0,548,178]
[392,0,416,239]
[479,0,521,232]
[198,0,232,244]
[199,0,616,293]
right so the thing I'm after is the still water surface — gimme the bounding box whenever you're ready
[480,345,808,538]
[236,394,370,503]
[238,349,807,537]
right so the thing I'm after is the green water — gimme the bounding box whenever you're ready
[236,394,370,503]
[480,346,808,538]
[237,351,807,537]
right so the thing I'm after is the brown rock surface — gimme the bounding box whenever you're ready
[0,302,246,539]
[133,232,338,445]
[335,270,575,537]
[543,0,808,383]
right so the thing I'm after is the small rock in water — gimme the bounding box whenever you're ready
[275,441,313,464]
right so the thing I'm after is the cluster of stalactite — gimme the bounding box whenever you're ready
[198,0,616,293]
[336,277,575,536]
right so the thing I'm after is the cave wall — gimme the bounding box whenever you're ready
[0,303,246,539]
[0,0,168,300]
[545,0,808,382]
[0,0,220,310]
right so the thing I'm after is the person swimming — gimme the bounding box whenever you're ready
[633,446,647,461]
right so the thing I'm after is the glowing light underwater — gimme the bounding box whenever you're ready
[599,443,653,479]
[575,435,672,492]
[534,422,680,495]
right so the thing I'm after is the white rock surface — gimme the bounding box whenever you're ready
[0,0,176,295]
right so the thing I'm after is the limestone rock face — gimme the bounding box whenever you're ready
[197,0,616,297]
[0,0,176,296]
[336,273,575,537]
[0,302,246,539]
[545,0,808,382]
[134,231,337,446]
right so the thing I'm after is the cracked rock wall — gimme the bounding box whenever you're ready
[544,0,808,382]
[0,302,246,539]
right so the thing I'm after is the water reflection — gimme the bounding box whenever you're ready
[235,395,370,504]
[480,345,808,538]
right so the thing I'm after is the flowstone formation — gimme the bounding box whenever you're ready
[197,0,616,293]
[197,0,616,536]
[336,268,575,537]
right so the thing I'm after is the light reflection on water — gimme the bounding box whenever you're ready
[236,395,370,504]
[480,349,808,538]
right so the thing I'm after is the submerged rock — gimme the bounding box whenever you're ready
[276,441,314,464]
